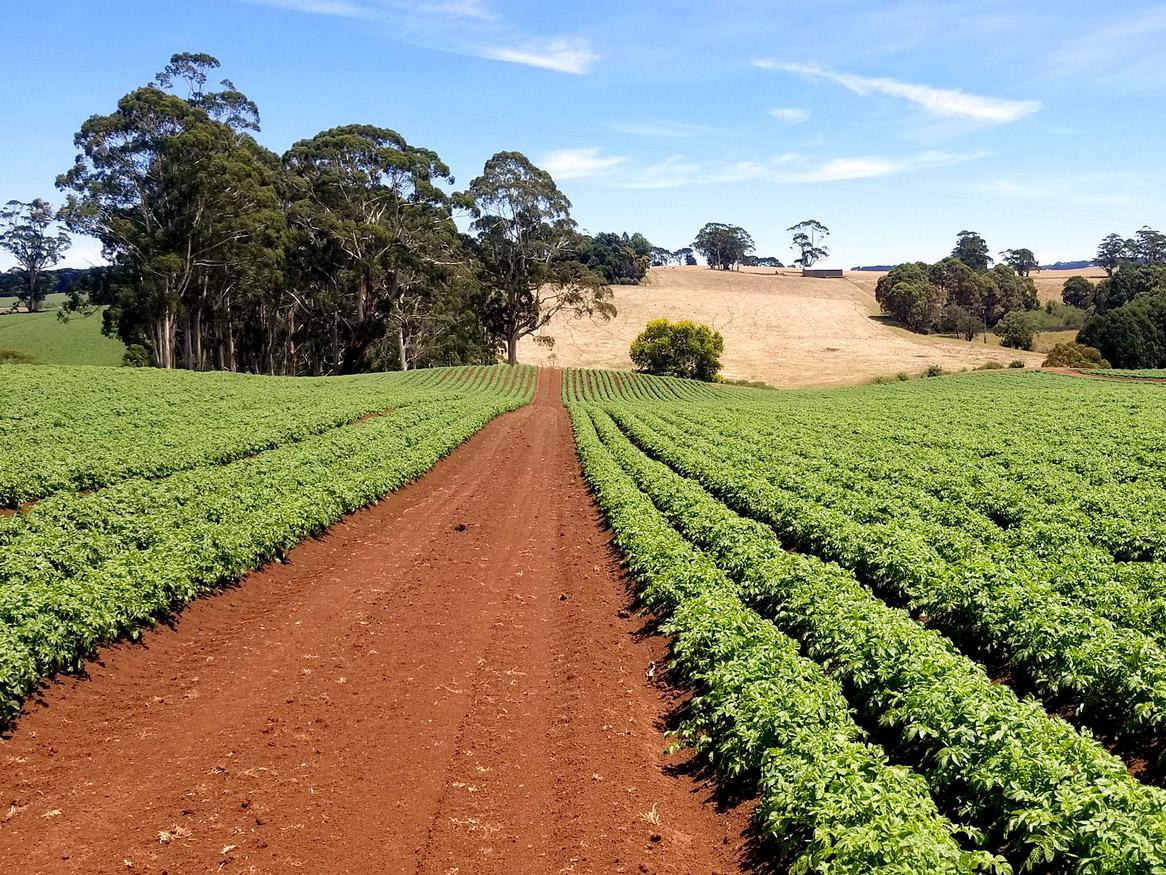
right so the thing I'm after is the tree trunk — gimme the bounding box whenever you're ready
[506,332,519,365]
[398,324,408,371]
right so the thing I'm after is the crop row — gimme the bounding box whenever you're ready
[609,402,1166,744]
[561,367,721,405]
[650,405,1166,637]
[569,404,1002,874]
[582,403,1166,874]
[0,363,530,505]
[0,370,533,722]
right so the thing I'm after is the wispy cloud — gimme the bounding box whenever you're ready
[540,148,627,179]
[1048,9,1166,84]
[757,60,1039,123]
[768,107,808,124]
[483,37,597,74]
[609,119,729,139]
[541,147,980,189]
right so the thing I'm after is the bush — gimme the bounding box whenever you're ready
[630,318,724,381]
[1042,342,1110,369]
[994,311,1037,350]
[976,360,1005,370]
[122,344,151,367]
[1009,360,1025,368]
[924,364,945,377]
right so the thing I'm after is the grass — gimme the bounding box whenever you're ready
[0,308,124,366]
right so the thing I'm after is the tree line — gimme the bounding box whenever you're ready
[1059,229,1166,367]
[2,53,666,372]
[875,231,1039,341]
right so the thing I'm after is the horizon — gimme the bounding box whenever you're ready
[3,0,1165,271]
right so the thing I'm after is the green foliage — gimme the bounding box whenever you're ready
[566,369,1166,873]
[1062,275,1095,309]
[0,199,71,313]
[579,231,652,284]
[629,318,724,381]
[568,403,998,874]
[0,365,533,722]
[1093,263,1166,313]
[1042,342,1110,369]
[459,151,614,364]
[692,222,755,270]
[994,310,1037,350]
[924,364,945,377]
[1078,289,1166,368]
[999,247,1039,277]
[952,230,992,271]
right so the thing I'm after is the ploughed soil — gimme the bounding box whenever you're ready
[0,370,749,874]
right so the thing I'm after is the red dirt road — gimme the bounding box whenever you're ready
[0,371,748,874]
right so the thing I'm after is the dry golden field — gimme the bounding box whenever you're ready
[518,266,1045,388]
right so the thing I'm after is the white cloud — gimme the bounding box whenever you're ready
[541,148,628,179]
[768,107,809,124]
[484,37,597,74]
[614,149,979,189]
[757,60,1039,123]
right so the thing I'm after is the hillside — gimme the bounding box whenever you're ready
[0,306,123,366]
[518,266,1043,386]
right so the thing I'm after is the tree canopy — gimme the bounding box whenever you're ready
[692,223,754,270]
[457,151,613,364]
[50,52,618,373]
[952,230,992,271]
[629,318,724,381]
[788,219,830,268]
[1000,248,1039,277]
[0,199,70,313]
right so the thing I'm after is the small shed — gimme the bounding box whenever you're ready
[801,268,844,278]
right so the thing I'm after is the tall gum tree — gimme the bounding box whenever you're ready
[283,124,458,373]
[0,199,70,313]
[457,151,613,364]
[57,54,279,369]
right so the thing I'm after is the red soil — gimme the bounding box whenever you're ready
[0,370,748,874]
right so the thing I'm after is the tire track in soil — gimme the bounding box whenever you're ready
[0,369,749,874]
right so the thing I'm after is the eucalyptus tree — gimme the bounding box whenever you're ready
[787,219,829,268]
[0,199,70,312]
[57,54,281,368]
[457,151,613,364]
[692,223,754,270]
[1000,247,1040,277]
[283,124,461,373]
[952,230,992,271]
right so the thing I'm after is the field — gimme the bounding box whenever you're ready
[519,266,1044,387]
[3,363,1166,873]
[0,307,123,366]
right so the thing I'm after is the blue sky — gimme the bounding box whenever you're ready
[3,0,1165,269]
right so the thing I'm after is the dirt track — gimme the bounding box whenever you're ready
[0,371,747,874]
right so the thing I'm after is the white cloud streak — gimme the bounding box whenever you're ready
[768,107,809,124]
[539,147,980,188]
[483,37,597,74]
[757,60,1039,123]
[540,148,628,179]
